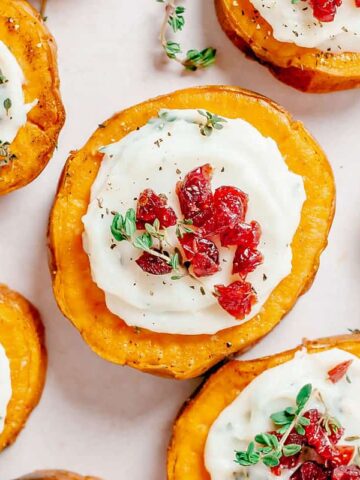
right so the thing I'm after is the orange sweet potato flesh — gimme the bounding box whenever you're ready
[215,0,360,93]
[14,471,102,480]
[0,284,46,452]
[0,0,65,195]
[168,334,360,480]
[48,85,335,380]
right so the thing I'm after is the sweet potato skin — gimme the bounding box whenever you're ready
[168,334,360,480]
[215,0,360,93]
[0,0,65,195]
[14,471,102,480]
[48,85,335,379]
[0,284,47,452]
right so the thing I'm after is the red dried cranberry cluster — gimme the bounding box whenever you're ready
[177,164,263,319]
[136,188,177,229]
[309,0,359,23]
[134,164,264,319]
[310,0,342,22]
[270,408,358,480]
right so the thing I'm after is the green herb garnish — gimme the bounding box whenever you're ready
[197,110,227,137]
[0,69,8,85]
[157,0,216,71]
[175,218,194,238]
[0,140,16,167]
[235,384,313,468]
[111,209,182,277]
[3,98,11,115]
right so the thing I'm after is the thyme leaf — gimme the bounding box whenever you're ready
[0,140,16,168]
[197,110,227,136]
[157,0,216,71]
[3,98,11,115]
[110,209,183,277]
[235,384,313,468]
[0,69,8,85]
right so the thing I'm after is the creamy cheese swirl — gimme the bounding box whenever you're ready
[0,41,35,145]
[205,349,360,480]
[82,109,305,335]
[247,0,360,52]
[0,343,12,435]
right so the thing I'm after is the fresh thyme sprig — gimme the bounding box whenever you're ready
[0,140,16,167]
[235,384,313,468]
[198,110,227,136]
[175,218,194,238]
[270,383,312,435]
[315,389,342,436]
[157,0,217,71]
[111,209,182,276]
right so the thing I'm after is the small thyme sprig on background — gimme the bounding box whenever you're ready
[157,0,217,71]
[198,110,227,136]
[235,384,313,468]
[111,209,182,276]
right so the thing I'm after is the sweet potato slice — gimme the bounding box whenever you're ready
[0,284,46,452]
[48,85,335,379]
[215,0,360,93]
[0,0,65,195]
[167,334,360,480]
[14,471,102,480]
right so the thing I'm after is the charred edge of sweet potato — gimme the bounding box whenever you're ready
[214,0,360,93]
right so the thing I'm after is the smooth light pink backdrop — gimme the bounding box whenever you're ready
[0,1,359,478]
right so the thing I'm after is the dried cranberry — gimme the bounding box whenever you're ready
[304,410,342,462]
[271,432,306,473]
[176,164,214,227]
[220,221,261,248]
[332,466,360,480]
[214,280,256,319]
[202,186,248,236]
[328,361,353,384]
[136,189,177,229]
[310,0,342,22]
[331,446,355,467]
[290,462,330,480]
[135,251,172,275]
[233,246,263,276]
[179,233,220,277]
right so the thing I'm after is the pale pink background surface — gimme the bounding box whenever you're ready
[0,0,359,479]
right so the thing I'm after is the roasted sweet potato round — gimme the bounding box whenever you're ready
[168,334,360,480]
[215,0,360,93]
[0,0,65,195]
[14,470,102,480]
[49,85,335,379]
[0,284,46,452]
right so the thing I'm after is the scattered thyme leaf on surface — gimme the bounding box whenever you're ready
[3,98,11,115]
[197,110,227,136]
